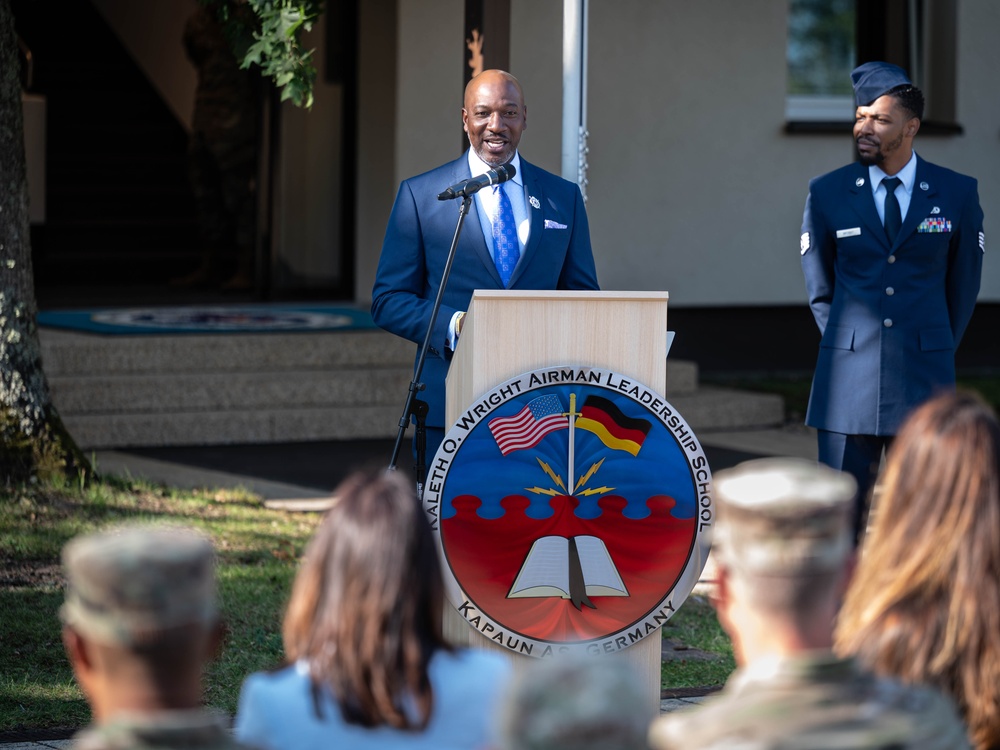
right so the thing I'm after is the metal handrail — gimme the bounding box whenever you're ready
[18,36,33,90]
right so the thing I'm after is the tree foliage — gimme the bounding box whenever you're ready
[205,0,325,109]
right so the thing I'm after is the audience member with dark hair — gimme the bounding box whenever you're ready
[836,391,1000,750]
[234,469,510,749]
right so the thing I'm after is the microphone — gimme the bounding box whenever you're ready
[437,164,516,200]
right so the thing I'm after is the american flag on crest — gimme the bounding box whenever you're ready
[488,395,569,456]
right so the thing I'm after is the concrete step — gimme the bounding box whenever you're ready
[48,370,411,414]
[64,405,404,449]
[40,328,413,375]
[40,329,774,450]
[668,386,785,431]
[665,359,697,395]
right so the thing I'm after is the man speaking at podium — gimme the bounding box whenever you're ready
[372,69,600,467]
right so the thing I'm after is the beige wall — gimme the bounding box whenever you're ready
[274,17,344,285]
[357,0,998,305]
[354,0,400,300]
[509,0,563,177]
[394,0,465,185]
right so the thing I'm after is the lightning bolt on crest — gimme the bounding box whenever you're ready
[536,458,566,493]
[525,486,560,496]
[577,486,615,497]
[574,459,605,493]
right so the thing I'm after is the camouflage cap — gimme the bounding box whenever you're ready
[60,525,218,645]
[495,656,651,750]
[712,458,856,575]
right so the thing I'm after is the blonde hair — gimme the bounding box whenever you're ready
[835,391,1000,750]
[282,469,450,730]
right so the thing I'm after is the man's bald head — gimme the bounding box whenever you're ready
[464,69,524,107]
[462,69,527,166]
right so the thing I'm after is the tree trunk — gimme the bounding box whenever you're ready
[0,0,89,484]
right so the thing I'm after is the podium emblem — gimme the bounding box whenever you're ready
[423,366,713,657]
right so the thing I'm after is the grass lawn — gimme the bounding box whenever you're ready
[1,474,735,732]
[659,595,734,692]
[0,475,320,731]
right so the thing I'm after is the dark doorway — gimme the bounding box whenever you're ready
[15,0,360,309]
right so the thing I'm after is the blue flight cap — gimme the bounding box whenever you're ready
[851,61,912,106]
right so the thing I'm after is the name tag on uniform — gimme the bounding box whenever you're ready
[836,227,861,238]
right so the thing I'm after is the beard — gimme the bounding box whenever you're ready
[856,131,903,166]
[857,147,884,167]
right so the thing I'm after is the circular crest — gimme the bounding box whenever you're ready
[423,366,713,657]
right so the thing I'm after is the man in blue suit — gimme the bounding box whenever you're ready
[801,61,984,537]
[372,70,599,470]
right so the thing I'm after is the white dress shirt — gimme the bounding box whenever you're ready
[468,149,530,258]
[868,151,917,225]
[448,150,531,348]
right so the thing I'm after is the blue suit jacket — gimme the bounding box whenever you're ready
[372,153,600,429]
[801,156,983,435]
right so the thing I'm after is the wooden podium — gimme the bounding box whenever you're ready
[444,289,670,713]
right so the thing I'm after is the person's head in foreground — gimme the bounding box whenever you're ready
[708,457,857,667]
[494,655,651,750]
[281,467,452,729]
[649,457,971,750]
[836,391,1000,750]
[60,524,224,722]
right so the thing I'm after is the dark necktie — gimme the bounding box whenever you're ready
[882,176,902,244]
[491,184,520,287]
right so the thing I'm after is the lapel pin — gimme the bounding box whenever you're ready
[930,206,940,215]
[920,181,929,191]
[855,178,865,187]
[529,195,541,209]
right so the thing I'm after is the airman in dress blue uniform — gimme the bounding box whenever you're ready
[800,62,985,537]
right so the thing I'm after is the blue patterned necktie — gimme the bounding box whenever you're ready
[491,184,520,287]
[882,176,902,244]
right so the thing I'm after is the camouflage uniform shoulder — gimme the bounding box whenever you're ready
[649,654,970,750]
[73,710,252,750]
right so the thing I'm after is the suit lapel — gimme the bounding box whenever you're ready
[847,163,889,248]
[510,159,544,287]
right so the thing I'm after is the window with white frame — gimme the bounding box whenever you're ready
[786,0,856,122]
[786,0,959,131]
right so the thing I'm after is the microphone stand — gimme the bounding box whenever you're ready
[388,193,474,498]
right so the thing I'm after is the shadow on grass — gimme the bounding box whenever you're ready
[1,477,319,730]
[0,589,90,730]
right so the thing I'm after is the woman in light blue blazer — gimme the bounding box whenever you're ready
[234,469,510,750]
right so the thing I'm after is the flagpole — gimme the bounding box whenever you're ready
[567,393,577,494]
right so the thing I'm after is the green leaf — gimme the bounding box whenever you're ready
[203,0,325,109]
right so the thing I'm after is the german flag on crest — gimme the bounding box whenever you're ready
[576,395,652,456]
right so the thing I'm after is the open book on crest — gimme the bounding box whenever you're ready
[508,535,628,599]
